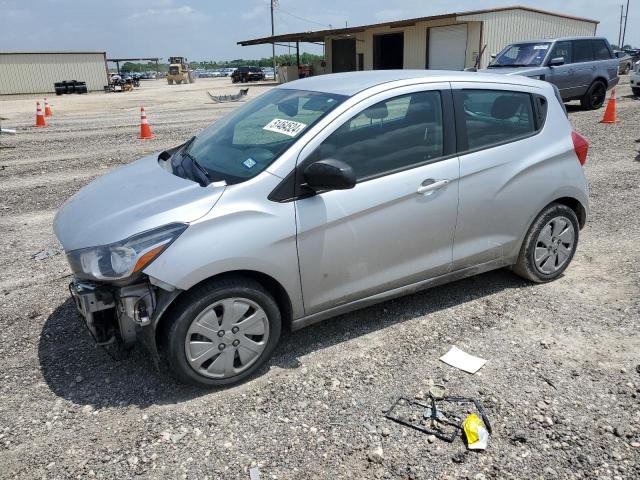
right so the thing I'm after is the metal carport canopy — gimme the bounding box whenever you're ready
[237,28,364,46]
[236,6,598,46]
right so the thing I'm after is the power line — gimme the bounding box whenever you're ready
[275,6,333,29]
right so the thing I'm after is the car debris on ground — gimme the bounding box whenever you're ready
[207,87,249,103]
[385,389,492,447]
[439,345,487,374]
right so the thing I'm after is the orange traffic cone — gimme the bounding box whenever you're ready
[138,106,154,139]
[600,88,617,124]
[33,101,48,127]
[44,97,53,117]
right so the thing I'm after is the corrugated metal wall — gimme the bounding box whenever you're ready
[325,19,481,73]
[323,9,596,74]
[0,52,108,95]
[457,9,597,68]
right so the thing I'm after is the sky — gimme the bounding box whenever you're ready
[1,0,637,62]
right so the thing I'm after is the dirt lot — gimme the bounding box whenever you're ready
[0,76,639,479]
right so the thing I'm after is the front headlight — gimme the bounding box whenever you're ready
[66,223,187,281]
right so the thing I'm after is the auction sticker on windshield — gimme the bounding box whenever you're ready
[533,45,549,50]
[263,118,307,137]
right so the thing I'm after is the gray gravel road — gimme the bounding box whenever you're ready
[0,77,639,479]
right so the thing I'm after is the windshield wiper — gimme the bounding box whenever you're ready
[181,150,211,187]
[181,135,196,154]
[167,136,211,187]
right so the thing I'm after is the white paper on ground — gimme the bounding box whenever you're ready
[439,346,487,374]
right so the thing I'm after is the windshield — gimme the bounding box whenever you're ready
[490,42,551,67]
[181,89,346,184]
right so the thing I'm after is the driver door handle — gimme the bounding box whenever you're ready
[417,179,449,195]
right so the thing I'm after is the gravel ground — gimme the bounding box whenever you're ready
[0,77,639,480]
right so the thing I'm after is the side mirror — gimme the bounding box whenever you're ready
[303,159,356,191]
[548,56,565,67]
[490,54,497,59]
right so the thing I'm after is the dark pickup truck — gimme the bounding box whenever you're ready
[480,36,619,110]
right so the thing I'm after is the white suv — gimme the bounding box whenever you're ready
[631,61,640,96]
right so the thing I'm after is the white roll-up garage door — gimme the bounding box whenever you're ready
[428,24,468,70]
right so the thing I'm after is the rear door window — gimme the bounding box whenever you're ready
[572,40,595,63]
[591,40,612,60]
[457,90,535,151]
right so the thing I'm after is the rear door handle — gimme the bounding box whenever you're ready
[417,179,449,195]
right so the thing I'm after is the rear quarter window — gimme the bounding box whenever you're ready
[456,90,537,152]
[592,40,612,60]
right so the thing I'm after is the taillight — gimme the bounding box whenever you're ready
[571,131,589,166]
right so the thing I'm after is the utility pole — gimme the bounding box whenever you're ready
[621,0,630,48]
[618,5,624,47]
[271,0,277,81]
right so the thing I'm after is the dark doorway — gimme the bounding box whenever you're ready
[332,39,356,73]
[373,33,404,69]
[357,53,364,71]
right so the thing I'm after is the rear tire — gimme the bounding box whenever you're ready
[580,80,607,110]
[632,87,640,97]
[513,203,579,283]
[163,277,282,387]
[167,79,174,85]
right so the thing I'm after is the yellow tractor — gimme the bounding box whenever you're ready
[167,56,195,85]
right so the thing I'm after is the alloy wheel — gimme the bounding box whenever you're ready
[185,297,270,379]
[534,216,575,275]
[591,83,606,108]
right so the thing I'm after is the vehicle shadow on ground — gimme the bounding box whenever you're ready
[38,269,528,408]
[565,104,585,113]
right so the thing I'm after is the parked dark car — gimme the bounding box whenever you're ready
[231,66,265,83]
[481,36,619,110]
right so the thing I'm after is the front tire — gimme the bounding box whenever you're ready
[580,80,607,110]
[163,277,282,387]
[513,203,579,283]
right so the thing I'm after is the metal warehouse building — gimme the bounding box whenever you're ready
[0,51,108,95]
[239,6,598,74]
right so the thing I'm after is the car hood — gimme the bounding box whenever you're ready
[479,66,545,76]
[54,154,225,251]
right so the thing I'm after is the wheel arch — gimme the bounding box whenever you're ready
[513,194,587,261]
[552,196,587,229]
[153,270,294,352]
[590,76,609,90]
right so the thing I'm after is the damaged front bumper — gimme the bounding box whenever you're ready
[68,278,180,361]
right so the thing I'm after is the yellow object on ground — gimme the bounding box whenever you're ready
[463,413,489,450]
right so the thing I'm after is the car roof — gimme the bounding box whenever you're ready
[278,70,547,97]
[510,36,609,44]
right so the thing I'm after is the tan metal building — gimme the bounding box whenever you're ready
[239,6,598,74]
[0,51,108,95]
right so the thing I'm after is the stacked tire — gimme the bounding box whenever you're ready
[54,80,88,95]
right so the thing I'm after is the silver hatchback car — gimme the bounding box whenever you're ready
[54,71,590,387]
